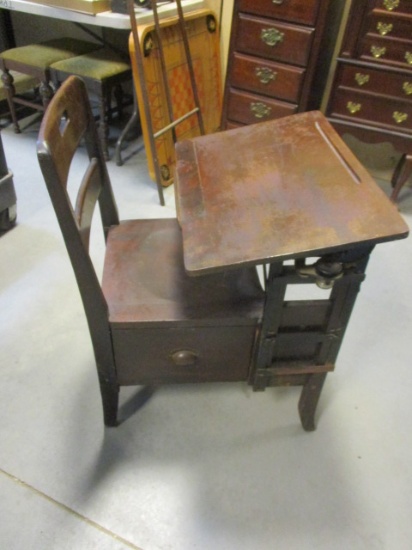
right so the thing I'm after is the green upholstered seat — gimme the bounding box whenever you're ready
[0,38,98,70]
[50,47,131,80]
[0,38,98,134]
[51,48,132,160]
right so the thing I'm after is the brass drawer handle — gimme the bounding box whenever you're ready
[377,22,393,36]
[383,0,399,10]
[255,67,277,84]
[393,111,408,124]
[261,28,284,47]
[405,52,412,65]
[403,81,412,95]
[251,102,272,119]
[347,101,361,115]
[355,73,370,86]
[371,45,386,58]
[272,0,285,4]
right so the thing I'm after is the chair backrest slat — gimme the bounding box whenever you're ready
[37,76,118,386]
[75,157,103,251]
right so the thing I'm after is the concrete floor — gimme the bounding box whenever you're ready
[0,116,411,550]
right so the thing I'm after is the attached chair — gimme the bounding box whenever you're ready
[36,76,264,427]
[50,48,132,160]
[0,38,98,133]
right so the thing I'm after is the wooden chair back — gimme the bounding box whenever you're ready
[37,76,120,423]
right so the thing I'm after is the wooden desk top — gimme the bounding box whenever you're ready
[175,111,409,275]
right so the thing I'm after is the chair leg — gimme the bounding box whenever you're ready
[39,79,54,110]
[113,83,124,119]
[97,88,110,161]
[298,373,327,431]
[1,69,21,133]
[99,379,120,427]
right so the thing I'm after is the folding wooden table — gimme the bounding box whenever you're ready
[175,111,409,430]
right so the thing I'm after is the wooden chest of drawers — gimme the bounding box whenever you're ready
[221,0,334,129]
[326,0,412,201]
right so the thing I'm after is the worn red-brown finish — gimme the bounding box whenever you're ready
[238,0,321,26]
[176,111,408,275]
[221,0,334,130]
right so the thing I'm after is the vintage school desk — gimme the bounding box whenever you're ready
[175,110,409,431]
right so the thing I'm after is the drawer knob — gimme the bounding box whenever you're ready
[377,22,393,36]
[251,102,272,119]
[347,101,362,115]
[170,350,199,367]
[383,0,399,10]
[355,73,370,86]
[272,0,285,4]
[393,111,408,124]
[261,28,284,47]
[405,52,412,65]
[403,81,412,95]
[371,45,386,59]
[255,67,277,84]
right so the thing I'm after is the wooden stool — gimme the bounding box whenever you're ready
[50,48,132,160]
[0,38,98,133]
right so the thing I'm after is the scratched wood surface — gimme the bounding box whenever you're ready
[175,111,409,274]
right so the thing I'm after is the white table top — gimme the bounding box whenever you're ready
[1,0,205,29]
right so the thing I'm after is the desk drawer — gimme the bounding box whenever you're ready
[230,53,305,102]
[328,87,412,133]
[359,35,412,67]
[236,14,314,67]
[227,88,297,125]
[372,0,412,16]
[335,62,412,99]
[113,325,258,385]
[367,11,412,41]
[238,0,320,26]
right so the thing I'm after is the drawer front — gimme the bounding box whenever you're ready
[367,11,412,41]
[238,0,321,26]
[113,325,258,385]
[227,88,297,125]
[236,14,314,67]
[336,62,412,100]
[359,35,412,67]
[372,0,412,15]
[230,53,305,102]
[328,87,412,133]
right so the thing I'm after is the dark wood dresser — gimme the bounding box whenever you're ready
[325,0,412,201]
[221,0,337,129]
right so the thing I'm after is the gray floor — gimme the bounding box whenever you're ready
[1,117,411,550]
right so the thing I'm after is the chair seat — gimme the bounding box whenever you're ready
[102,217,264,386]
[50,48,131,81]
[102,218,264,326]
[0,38,99,70]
